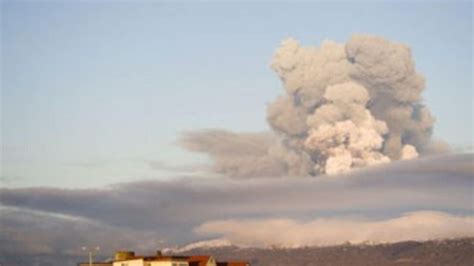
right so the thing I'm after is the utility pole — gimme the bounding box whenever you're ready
[82,246,100,266]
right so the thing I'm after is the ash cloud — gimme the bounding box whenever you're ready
[182,34,444,177]
[179,130,297,177]
[0,208,161,257]
[0,154,472,254]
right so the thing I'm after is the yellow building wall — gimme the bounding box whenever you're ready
[111,258,188,266]
[149,261,188,266]
[112,258,144,266]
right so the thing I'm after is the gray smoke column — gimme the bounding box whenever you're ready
[181,34,439,177]
[267,34,434,175]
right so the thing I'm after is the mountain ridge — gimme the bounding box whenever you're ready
[173,237,474,266]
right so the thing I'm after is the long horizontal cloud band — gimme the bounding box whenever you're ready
[0,153,472,258]
[0,154,472,237]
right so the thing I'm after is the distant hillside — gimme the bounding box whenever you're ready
[175,238,474,266]
[1,238,472,266]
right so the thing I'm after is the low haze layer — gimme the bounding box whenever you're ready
[1,154,472,256]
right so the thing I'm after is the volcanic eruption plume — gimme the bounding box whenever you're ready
[182,34,437,177]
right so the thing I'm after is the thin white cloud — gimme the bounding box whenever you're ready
[196,211,474,248]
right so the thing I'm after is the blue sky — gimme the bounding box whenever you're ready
[1,1,472,188]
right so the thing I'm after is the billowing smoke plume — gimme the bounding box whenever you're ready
[267,34,434,175]
[182,34,438,176]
